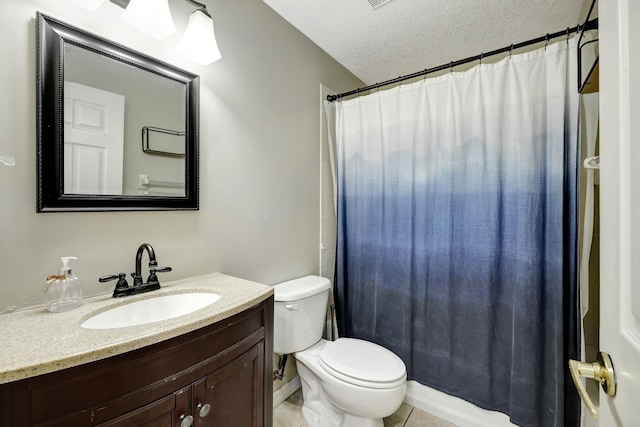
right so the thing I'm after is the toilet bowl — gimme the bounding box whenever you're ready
[296,339,406,427]
[273,276,407,427]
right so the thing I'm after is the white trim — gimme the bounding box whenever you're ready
[273,375,302,408]
[319,84,325,277]
[404,381,517,427]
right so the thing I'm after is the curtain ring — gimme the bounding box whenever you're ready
[509,44,514,59]
[449,61,453,73]
[544,34,549,50]
[566,27,570,43]
[423,69,428,82]
[479,52,483,65]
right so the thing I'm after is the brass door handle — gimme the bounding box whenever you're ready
[568,351,616,419]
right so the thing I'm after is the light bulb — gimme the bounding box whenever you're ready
[121,0,176,40]
[177,10,222,65]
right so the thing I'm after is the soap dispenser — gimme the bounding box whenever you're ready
[44,256,83,312]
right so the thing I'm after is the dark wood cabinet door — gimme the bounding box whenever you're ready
[96,386,190,427]
[198,343,264,427]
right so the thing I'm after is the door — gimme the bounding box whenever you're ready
[199,344,264,427]
[96,386,190,427]
[596,0,640,424]
[63,81,125,195]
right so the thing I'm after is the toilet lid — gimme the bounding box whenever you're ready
[318,338,406,388]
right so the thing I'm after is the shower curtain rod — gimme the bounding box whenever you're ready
[327,18,598,102]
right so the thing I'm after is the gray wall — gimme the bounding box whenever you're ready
[0,0,362,312]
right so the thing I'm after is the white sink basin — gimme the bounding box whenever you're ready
[81,293,221,329]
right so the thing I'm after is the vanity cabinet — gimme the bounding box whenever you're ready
[0,297,273,427]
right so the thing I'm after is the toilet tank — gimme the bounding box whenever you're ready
[273,275,331,354]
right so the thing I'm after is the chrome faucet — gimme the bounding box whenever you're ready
[99,243,172,297]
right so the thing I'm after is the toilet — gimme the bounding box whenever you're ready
[273,275,407,427]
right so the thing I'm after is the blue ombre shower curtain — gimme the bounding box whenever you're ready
[334,40,580,427]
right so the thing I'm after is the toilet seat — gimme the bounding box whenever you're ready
[318,338,406,389]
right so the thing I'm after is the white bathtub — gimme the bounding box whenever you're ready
[405,380,518,427]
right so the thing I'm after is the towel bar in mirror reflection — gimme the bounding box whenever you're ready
[142,126,186,159]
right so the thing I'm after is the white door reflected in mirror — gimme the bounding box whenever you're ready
[64,82,125,195]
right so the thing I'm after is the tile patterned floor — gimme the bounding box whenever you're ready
[273,389,458,427]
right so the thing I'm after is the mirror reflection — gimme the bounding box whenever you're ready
[64,45,186,197]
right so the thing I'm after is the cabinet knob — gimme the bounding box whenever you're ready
[197,402,211,418]
[179,414,194,427]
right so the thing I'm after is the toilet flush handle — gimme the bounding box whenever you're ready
[285,303,299,310]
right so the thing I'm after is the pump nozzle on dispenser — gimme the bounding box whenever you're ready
[59,256,78,275]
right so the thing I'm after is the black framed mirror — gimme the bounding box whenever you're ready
[37,12,199,212]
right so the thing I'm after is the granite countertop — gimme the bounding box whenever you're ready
[0,273,273,385]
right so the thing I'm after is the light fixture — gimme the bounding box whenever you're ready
[75,0,222,65]
[69,0,107,11]
[121,0,176,40]
[177,1,222,65]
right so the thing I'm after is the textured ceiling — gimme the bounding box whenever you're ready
[263,0,587,85]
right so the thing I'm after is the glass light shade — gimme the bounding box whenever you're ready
[69,0,106,11]
[177,10,222,65]
[121,0,176,40]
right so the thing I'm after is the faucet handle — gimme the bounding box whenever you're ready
[99,273,130,297]
[147,266,172,286]
[99,273,129,288]
[99,274,118,283]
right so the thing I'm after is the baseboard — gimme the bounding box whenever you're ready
[404,381,517,427]
[273,375,302,408]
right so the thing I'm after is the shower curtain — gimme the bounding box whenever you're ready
[333,40,580,427]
